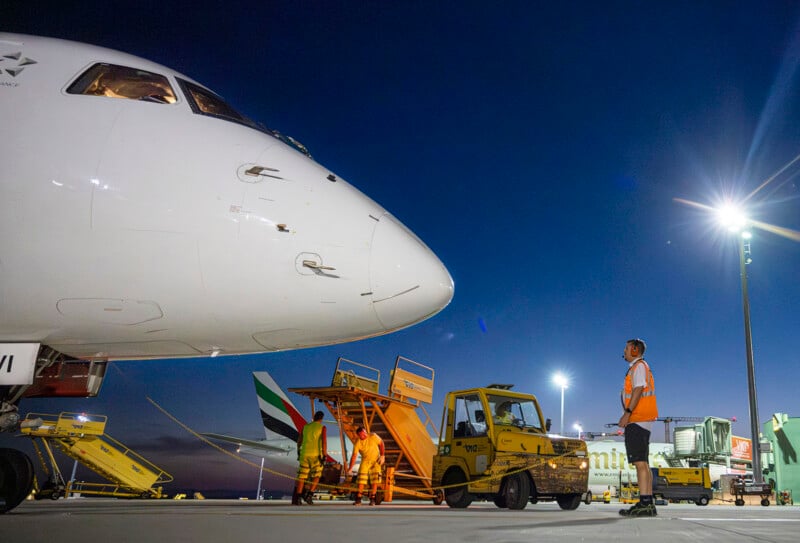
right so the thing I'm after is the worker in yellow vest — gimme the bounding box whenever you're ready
[618,338,658,518]
[347,426,385,506]
[293,410,327,506]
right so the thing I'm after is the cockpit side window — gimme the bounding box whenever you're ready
[176,78,254,126]
[175,77,313,158]
[67,63,177,104]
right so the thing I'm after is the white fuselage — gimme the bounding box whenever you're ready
[0,34,453,360]
[235,437,350,493]
[586,440,741,496]
[586,440,676,495]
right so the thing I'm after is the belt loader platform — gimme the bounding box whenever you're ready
[290,356,442,504]
[21,412,172,499]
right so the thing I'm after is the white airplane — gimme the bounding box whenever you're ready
[202,371,350,492]
[586,440,677,498]
[0,33,452,512]
[585,439,745,501]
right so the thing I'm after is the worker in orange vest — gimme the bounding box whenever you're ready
[618,338,658,518]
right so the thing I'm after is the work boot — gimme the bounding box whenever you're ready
[368,495,376,506]
[303,490,314,505]
[291,491,301,506]
[619,501,657,517]
[353,494,362,506]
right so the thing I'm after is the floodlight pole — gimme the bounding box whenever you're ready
[559,385,566,436]
[256,457,265,500]
[738,234,764,485]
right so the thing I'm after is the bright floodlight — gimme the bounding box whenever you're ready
[716,204,748,232]
[553,373,568,388]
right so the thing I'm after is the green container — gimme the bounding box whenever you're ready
[762,413,800,505]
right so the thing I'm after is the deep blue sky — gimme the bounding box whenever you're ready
[4,2,800,495]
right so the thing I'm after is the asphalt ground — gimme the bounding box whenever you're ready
[2,499,798,543]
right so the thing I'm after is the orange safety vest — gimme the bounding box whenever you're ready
[621,358,658,422]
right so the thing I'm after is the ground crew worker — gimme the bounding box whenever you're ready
[494,401,515,425]
[617,338,658,517]
[347,426,385,506]
[293,410,327,506]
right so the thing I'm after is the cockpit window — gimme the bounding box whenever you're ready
[176,77,312,158]
[67,63,177,104]
[177,78,254,125]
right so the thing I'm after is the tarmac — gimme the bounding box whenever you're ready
[2,499,798,543]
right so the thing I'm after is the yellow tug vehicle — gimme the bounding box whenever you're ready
[433,384,588,510]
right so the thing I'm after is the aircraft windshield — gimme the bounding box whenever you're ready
[68,65,311,157]
[67,63,177,104]
[177,78,311,157]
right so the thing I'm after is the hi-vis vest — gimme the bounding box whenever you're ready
[621,358,658,422]
[299,420,324,457]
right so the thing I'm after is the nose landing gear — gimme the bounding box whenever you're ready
[0,448,35,514]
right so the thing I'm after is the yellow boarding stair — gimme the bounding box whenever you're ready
[21,412,172,499]
[291,356,442,503]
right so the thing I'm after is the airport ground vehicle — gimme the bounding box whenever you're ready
[432,385,588,510]
[651,466,713,505]
[291,357,442,503]
[21,412,171,500]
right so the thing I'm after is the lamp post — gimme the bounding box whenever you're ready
[736,230,765,486]
[573,423,583,440]
[256,456,265,500]
[553,373,568,435]
[718,206,766,488]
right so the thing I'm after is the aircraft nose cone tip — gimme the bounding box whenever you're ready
[370,214,453,330]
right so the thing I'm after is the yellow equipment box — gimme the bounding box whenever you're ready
[652,466,712,506]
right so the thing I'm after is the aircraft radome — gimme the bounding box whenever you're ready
[0,33,453,513]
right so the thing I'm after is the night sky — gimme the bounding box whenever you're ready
[3,2,800,496]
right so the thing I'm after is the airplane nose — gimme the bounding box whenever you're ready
[369,213,454,330]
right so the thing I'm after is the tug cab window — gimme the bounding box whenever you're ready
[67,63,177,104]
[452,394,487,437]
[487,394,543,432]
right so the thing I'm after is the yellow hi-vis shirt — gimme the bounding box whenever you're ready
[352,433,383,463]
[299,420,324,457]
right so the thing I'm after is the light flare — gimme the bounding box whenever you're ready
[673,197,800,242]
[716,205,748,232]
